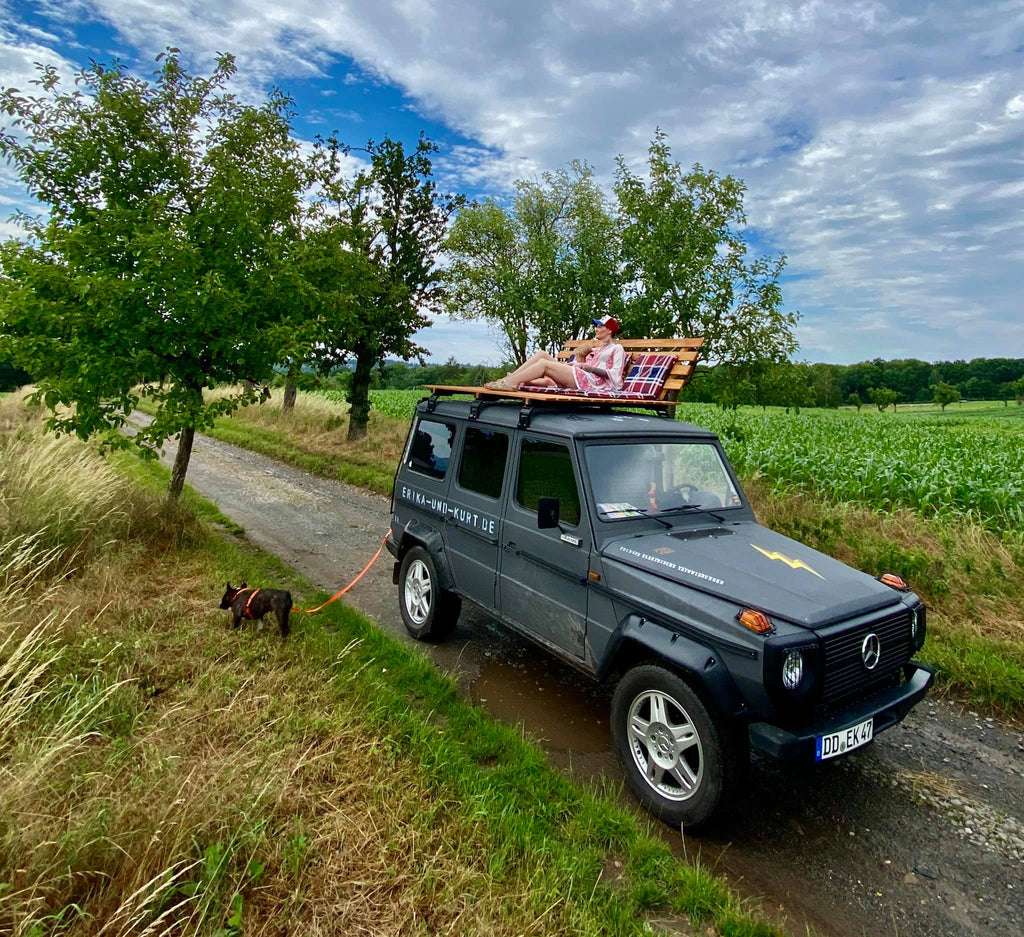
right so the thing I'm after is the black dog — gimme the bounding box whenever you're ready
[220,582,292,637]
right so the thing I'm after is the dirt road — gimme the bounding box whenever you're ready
[133,416,1024,937]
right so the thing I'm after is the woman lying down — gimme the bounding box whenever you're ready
[484,316,625,394]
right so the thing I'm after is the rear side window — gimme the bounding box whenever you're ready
[407,419,456,479]
[458,427,509,499]
[516,438,581,526]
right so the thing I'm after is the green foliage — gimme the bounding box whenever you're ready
[446,161,619,362]
[0,360,30,392]
[931,381,961,411]
[615,130,798,366]
[446,131,798,370]
[305,134,465,438]
[837,356,1024,405]
[0,51,304,496]
[867,386,901,411]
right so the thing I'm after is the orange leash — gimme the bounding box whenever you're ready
[292,534,389,614]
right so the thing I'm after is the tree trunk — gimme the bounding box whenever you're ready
[283,378,297,412]
[169,423,196,500]
[347,348,374,441]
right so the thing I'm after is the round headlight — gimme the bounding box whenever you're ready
[782,649,804,691]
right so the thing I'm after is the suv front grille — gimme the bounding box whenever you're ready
[820,608,914,705]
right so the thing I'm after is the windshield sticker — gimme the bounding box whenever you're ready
[398,484,498,536]
[616,545,725,587]
[750,544,825,580]
[598,502,645,518]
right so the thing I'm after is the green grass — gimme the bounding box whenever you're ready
[0,413,783,936]
[199,416,395,494]
[134,396,397,495]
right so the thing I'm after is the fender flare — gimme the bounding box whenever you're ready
[601,614,748,719]
[392,518,457,592]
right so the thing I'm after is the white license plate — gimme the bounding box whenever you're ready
[815,717,874,761]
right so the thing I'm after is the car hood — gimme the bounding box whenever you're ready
[602,522,899,628]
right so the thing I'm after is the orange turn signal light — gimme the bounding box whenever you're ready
[879,573,908,591]
[737,608,773,634]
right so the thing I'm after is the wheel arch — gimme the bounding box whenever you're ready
[601,615,748,721]
[392,518,457,592]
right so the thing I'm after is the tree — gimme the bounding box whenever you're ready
[847,392,862,410]
[868,387,901,412]
[306,134,464,439]
[0,51,303,497]
[445,162,620,363]
[614,130,798,367]
[809,364,842,408]
[931,382,960,411]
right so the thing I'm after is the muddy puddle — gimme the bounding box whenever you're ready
[471,656,610,753]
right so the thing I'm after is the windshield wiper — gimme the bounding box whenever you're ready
[598,506,672,528]
[656,504,726,523]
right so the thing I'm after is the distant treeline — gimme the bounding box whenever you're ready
[681,357,1024,409]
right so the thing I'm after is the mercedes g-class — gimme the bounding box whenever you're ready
[387,398,933,827]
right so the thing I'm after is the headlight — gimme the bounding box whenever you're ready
[911,610,918,641]
[782,649,804,690]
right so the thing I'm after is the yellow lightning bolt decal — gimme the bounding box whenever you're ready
[750,544,825,580]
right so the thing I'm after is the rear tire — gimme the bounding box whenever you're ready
[398,546,461,640]
[611,664,742,829]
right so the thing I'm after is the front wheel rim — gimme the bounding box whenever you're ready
[626,689,704,802]
[404,559,432,625]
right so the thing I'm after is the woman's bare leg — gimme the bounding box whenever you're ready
[504,351,555,384]
[511,359,576,387]
[522,376,558,387]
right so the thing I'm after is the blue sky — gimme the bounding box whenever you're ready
[2,0,1023,366]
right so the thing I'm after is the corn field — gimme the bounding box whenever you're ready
[674,404,1024,535]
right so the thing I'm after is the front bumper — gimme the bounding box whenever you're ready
[748,662,935,760]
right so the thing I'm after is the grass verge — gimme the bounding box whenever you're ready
[1,403,780,936]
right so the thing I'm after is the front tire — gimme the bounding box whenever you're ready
[398,546,461,640]
[611,664,739,829]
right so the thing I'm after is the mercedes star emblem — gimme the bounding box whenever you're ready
[861,633,881,670]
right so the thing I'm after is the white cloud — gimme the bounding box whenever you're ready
[4,1,1024,364]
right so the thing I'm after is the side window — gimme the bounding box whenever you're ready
[458,427,509,499]
[407,419,456,480]
[516,438,581,527]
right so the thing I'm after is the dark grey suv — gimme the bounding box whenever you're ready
[387,398,934,827]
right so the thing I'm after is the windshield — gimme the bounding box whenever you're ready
[584,441,742,520]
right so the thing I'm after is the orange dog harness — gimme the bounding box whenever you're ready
[241,588,261,619]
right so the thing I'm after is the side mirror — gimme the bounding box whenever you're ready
[537,497,560,529]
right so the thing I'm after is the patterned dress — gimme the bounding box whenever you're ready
[573,342,626,392]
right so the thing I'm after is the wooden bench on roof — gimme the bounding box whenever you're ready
[423,337,704,411]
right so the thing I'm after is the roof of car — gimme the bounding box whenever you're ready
[415,398,718,439]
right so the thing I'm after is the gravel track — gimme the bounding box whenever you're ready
[131,416,1024,937]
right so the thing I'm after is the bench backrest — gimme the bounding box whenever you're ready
[557,337,704,401]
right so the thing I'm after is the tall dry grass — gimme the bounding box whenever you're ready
[0,394,199,580]
[2,398,694,937]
